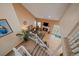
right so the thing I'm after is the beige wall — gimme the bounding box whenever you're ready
[22,3,69,20]
[59,4,79,37]
[13,4,36,28]
[0,4,21,32]
[0,4,22,55]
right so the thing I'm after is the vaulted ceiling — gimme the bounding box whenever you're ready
[22,3,70,20]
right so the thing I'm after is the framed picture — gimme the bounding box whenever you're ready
[0,19,13,37]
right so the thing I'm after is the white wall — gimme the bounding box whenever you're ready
[13,4,36,28]
[22,3,69,20]
[0,4,22,55]
[59,4,79,37]
[0,3,21,32]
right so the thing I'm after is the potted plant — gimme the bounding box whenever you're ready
[16,30,30,41]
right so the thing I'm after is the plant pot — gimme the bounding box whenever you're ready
[24,37,28,41]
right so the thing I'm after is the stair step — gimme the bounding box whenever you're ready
[31,44,38,55]
[43,52,46,56]
[70,41,79,49]
[34,46,40,56]
[42,47,46,55]
[72,47,79,54]
[30,43,49,56]
[39,48,44,56]
[69,32,79,42]
[32,45,39,56]
[70,36,79,45]
[42,48,46,56]
[36,47,41,56]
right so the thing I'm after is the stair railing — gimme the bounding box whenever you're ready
[29,32,52,55]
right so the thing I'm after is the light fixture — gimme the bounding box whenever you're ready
[48,16,51,18]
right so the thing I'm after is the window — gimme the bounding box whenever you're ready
[52,25,61,39]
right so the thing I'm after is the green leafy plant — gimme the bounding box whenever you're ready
[16,30,30,41]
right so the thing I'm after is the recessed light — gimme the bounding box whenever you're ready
[48,16,51,18]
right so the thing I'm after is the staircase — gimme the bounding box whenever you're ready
[63,21,79,56]
[28,32,50,56]
[31,44,49,56]
[6,40,50,56]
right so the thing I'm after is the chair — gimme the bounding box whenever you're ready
[13,46,31,56]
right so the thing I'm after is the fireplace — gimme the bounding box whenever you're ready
[42,22,49,32]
